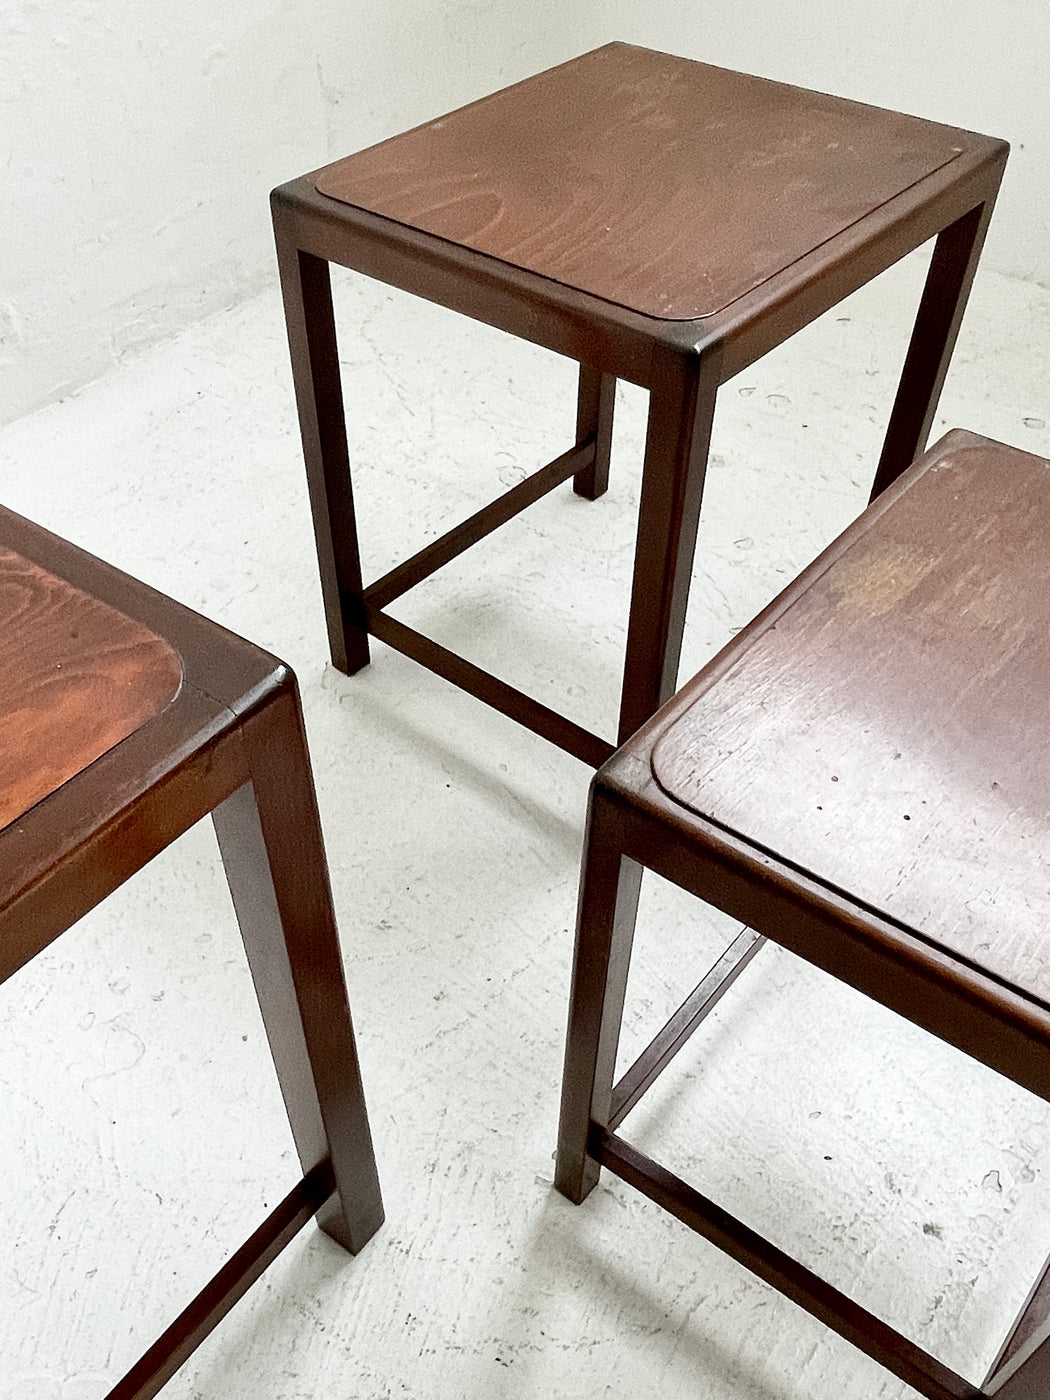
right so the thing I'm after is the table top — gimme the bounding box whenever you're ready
[0,546,182,829]
[651,432,1050,1006]
[315,42,968,321]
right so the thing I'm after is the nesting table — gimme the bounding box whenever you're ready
[556,431,1050,1399]
[0,507,382,1398]
[273,43,1006,766]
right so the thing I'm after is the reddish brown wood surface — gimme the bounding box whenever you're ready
[651,434,1050,1005]
[0,503,383,1396]
[315,42,965,320]
[0,547,182,829]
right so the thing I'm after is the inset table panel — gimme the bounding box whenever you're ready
[0,547,182,829]
[317,44,966,320]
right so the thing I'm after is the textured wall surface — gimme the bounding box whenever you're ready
[1,0,326,423]
[0,0,605,426]
[2,1,1047,426]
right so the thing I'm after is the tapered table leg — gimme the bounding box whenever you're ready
[274,231,370,674]
[555,788,644,1203]
[870,199,997,500]
[617,348,720,743]
[213,678,383,1255]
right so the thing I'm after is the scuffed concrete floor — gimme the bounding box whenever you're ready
[1,250,1050,1400]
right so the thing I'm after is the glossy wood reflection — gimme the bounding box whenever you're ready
[0,547,182,829]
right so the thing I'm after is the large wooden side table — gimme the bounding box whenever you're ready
[273,42,1007,767]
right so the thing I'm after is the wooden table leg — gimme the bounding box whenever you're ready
[274,232,370,675]
[869,198,997,500]
[616,348,720,743]
[573,365,616,501]
[212,677,383,1256]
[555,787,644,1203]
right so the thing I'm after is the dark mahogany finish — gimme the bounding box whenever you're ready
[273,42,1007,763]
[555,432,1050,1399]
[316,45,966,323]
[0,508,383,1399]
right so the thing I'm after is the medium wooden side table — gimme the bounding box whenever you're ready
[273,42,1007,766]
[557,430,1050,1399]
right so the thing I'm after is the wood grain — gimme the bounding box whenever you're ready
[315,43,965,321]
[0,547,182,829]
[652,437,1050,1005]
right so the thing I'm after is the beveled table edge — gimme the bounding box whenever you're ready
[308,41,1003,324]
[0,504,291,945]
[603,429,1050,1022]
[273,126,1007,386]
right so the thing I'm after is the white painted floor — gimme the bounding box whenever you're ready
[2,252,1050,1400]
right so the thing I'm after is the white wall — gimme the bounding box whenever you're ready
[3,1,1047,427]
[0,0,605,426]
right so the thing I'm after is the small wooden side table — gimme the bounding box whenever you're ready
[0,506,383,1399]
